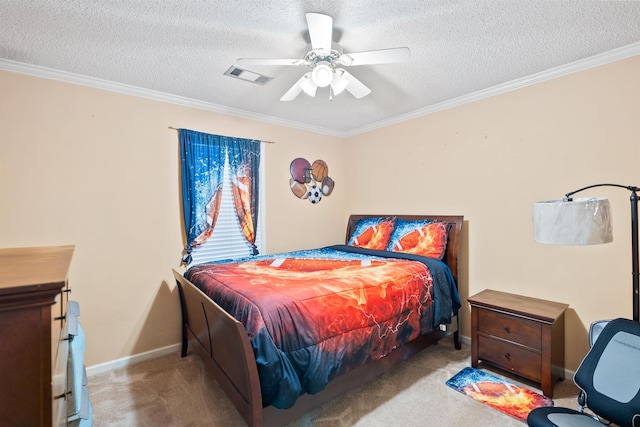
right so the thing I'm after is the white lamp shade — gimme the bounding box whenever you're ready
[330,70,349,95]
[533,197,613,245]
[299,74,318,97]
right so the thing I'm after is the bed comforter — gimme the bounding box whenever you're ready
[184,244,460,409]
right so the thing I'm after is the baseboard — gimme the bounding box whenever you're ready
[86,343,182,378]
[459,334,471,346]
[85,333,470,378]
[84,334,576,386]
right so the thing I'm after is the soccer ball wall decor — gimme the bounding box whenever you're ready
[289,158,335,204]
[307,185,322,204]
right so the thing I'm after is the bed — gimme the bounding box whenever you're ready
[172,214,463,427]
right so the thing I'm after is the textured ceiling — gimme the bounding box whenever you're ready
[1,1,640,136]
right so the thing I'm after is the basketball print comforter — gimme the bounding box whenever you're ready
[184,245,459,409]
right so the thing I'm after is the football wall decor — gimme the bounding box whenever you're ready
[289,158,335,204]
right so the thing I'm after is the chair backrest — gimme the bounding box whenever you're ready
[574,318,640,427]
[589,319,611,347]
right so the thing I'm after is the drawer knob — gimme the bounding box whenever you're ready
[54,390,71,400]
[504,326,511,334]
[504,352,511,360]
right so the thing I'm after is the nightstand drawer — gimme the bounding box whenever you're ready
[478,335,542,382]
[478,309,541,350]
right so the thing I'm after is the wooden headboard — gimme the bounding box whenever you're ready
[345,214,464,285]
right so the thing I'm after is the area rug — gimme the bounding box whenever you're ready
[446,367,553,422]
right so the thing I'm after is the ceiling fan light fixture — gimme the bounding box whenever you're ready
[311,63,333,87]
[242,13,408,102]
[300,74,318,97]
[330,70,349,95]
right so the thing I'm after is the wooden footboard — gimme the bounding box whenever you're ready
[173,270,263,426]
[174,214,463,427]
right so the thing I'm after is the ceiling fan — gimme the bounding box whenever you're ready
[236,13,411,101]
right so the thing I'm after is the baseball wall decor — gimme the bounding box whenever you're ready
[289,158,335,204]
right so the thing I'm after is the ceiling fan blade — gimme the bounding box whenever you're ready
[306,13,333,53]
[237,58,304,66]
[280,74,310,101]
[339,69,371,99]
[338,47,410,66]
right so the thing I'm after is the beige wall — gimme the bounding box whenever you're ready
[1,55,638,372]
[0,71,347,366]
[344,55,640,369]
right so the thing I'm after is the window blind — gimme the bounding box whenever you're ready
[189,147,264,265]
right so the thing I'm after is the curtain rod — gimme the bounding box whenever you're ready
[168,126,274,144]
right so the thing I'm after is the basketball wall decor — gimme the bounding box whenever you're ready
[311,160,328,182]
[288,158,335,204]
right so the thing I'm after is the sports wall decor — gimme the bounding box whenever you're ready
[289,158,335,204]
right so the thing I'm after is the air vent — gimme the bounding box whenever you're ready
[224,66,272,85]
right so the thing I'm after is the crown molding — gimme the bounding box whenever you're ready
[344,42,640,137]
[0,58,343,137]
[2,41,639,139]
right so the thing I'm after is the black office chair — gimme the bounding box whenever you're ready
[527,317,640,427]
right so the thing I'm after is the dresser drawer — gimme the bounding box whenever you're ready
[52,286,69,427]
[478,335,542,382]
[52,320,69,427]
[478,309,541,350]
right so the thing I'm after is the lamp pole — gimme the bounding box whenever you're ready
[565,184,639,322]
[631,189,638,322]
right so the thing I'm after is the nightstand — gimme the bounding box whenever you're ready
[468,289,568,398]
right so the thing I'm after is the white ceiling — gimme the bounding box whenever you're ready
[1,1,640,136]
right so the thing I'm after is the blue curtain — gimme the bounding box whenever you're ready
[179,129,261,264]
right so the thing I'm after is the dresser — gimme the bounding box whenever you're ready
[0,246,74,427]
[468,289,568,398]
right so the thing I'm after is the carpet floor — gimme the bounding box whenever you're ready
[88,339,582,426]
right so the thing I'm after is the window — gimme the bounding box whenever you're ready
[189,146,265,265]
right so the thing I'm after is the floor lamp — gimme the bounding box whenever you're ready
[533,184,639,322]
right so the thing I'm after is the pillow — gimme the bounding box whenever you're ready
[347,217,396,250]
[386,219,449,259]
